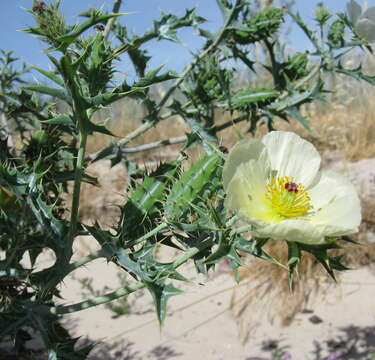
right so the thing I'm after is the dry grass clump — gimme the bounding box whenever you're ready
[230,241,327,340]
[362,200,375,228]
[230,232,375,341]
[273,100,375,161]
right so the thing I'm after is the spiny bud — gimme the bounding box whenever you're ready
[32,1,46,14]
[315,3,331,26]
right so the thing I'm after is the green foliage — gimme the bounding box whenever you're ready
[328,19,346,48]
[0,0,372,357]
[119,161,180,247]
[164,154,222,220]
[224,87,279,110]
[233,7,284,44]
[79,275,133,318]
[315,4,332,26]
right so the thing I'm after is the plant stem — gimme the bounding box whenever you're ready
[125,222,169,248]
[114,0,240,148]
[86,113,248,161]
[86,0,241,162]
[120,114,248,154]
[50,282,145,315]
[68,132,88,249]
[104,0,123,39]
[50,237,213,315]
[65,249,108,274]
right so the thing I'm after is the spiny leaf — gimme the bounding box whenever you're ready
[21,84,71,103]
[42,114,75,126]
[153,8,206,42]
[135,65,178,88]
[222,87,279,110]
[289,11,319,46]
[284,106,310,131]
[31,65,65,87]
[235,237,282,266]
[116,248,154,281]
[164,154,220,220]
[328,19,346,48]
[287,242,301,289]
[233,7,284,44]
[27,193,68,251]
[57,12,127,44]
[84,88,144,108]
[145,281,183,326]
[335,62,375,85]
[120,161,180,245]
[268,79,324,112]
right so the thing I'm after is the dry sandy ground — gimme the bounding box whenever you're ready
[57,257,375,360]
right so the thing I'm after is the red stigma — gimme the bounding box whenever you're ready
[285,182,298,193]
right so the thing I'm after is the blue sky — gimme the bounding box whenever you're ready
[0,0,369,81]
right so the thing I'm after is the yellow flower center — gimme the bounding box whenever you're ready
[265,176,311,219]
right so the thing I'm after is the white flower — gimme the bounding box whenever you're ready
[223,131,361,245]
[347,0,375,43]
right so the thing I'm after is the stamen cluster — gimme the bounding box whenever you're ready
[266,176,311,218]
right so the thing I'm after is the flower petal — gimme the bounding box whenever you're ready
[262,131,321,188]
[347,0,362,24]
[223,139,267,190]
[252,219,326,244]
[309,171,361,235]
[225,158,271,225]
[356,18,375,42]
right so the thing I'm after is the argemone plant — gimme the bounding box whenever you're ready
[0,0,373,357]
[223,131,361,245]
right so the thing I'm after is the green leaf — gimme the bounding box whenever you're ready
[223,87,279,110]
[31,66,65,87]
[21,84,71,104]
[233,7,284,44]
[42,114,75,126]
[315,5,332,25]
[287,242,300,289]
[235,237,282,266]
[115,248,154,281]
[135,65,178,88]
[284,107,310,130]
[164,154,220,220]
[335,62,375,85]
[153,8,206,42]
[185,117,217,147]
[85,121,114,136]
[268,79,324,112]
[27,195,67,247]
[298,242,349,281]
[84,88,144,107]
[145,281,183,326]
[57,12,126,44]
[289,11,319,46]
[120,161,180,246]
[328,19,346,48]
[205,231,230,265]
